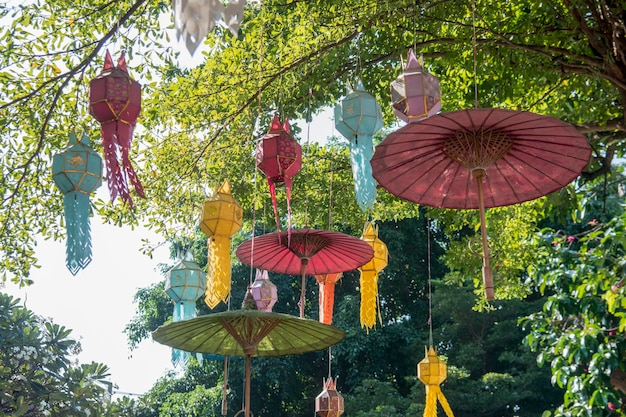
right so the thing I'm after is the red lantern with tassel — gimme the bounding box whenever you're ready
[89,50,144,206]
[255,114,302,234]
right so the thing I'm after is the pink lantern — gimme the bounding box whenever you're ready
[250,269,278,312]
[390,49,441,123]
[255,114,302,234]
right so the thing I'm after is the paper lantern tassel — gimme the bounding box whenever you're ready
[63,192,93,275]
[205,236,233,308]
[359,270,379,329]
[315,273,342,325]
[349,135,377,211]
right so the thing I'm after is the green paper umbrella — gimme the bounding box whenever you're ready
[152,309,345,417]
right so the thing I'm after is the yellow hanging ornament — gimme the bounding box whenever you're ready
[417,346,455,417]
[199,180,243,308]
[358,222,388,330]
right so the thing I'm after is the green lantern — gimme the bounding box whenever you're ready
[52,132,102,275]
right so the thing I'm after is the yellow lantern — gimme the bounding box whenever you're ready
[417,347,454,417]
[359,222,388,330]
[199,180,243,308]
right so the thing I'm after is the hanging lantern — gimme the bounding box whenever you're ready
[358,222,388,330]
[52,132,103,275]
[255,114,302,235]
[172,0,246,55]
[89,50,144,207]
[165,252,206,366]
[390,48,441,123]
[417,346,455,417]
[314,273,343,325]
[334,80,383,211]
[250,269,278,312]
[199,179,243,308]
[315,377,344,417]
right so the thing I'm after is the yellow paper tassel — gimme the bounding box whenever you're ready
[205,236,232,308]
[359,270,378,329]
[359,223,388,330]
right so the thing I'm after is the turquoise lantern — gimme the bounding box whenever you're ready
[52,132,103,275]
[165,251,206,366]
[334,80,383,211]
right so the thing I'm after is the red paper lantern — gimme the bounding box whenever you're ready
[89,50,144,206]
[255,114,302,233]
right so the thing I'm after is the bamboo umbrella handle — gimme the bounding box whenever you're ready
[473,169,494,300]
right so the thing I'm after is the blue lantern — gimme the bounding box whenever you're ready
[51,132,103,275]
[334,80,383,211]
[165,252,206,366]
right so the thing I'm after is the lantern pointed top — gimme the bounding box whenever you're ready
[117,52,128,72]
[362,222,380,241]
[269,114,290,134]
[323,377,337,390]
[101,50,128,73]
[405,48,422,70]
[207,179,238,204]
[103,50,114,70]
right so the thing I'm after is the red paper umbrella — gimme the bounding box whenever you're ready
[89,50,144,206]
[236,229,374,318]
[371,108,591,299]
[256,114,302,235]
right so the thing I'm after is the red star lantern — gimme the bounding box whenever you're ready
[255,114,302,234]
[89,50,144,206]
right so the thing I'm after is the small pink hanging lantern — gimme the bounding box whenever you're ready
[250,269,278,312]
[255,114,302,234]
[390,48,441,123]
[315,377,344,417]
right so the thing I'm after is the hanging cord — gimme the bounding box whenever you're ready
[303,88,313,227]
[248,168,258,287]
[472,0,479,109]
[427,216,434,347]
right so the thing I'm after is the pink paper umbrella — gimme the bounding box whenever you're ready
[236,228,374,318]
[371,108,591,299]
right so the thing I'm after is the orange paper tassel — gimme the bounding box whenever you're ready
[315,273,343,324]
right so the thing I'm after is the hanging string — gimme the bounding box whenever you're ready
[427,216,434,347]
[303,88,313,228]
[328,159,334,230]
[472,0,479,109]
[249,0,264,287]
[328,347,332,379]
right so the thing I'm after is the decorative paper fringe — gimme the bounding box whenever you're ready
[316,273,342,324]
[349,135,376,211]
[423,386,454,417]
[63,192,92,275]
[205,236,232,308]
[359,270,379,330]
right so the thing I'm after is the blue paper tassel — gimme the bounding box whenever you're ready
[171,301,202,367]
[349,135,377,211]
[64,191,92,275]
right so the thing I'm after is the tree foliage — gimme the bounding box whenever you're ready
[0,292,115,416]
[2,0,626,415]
